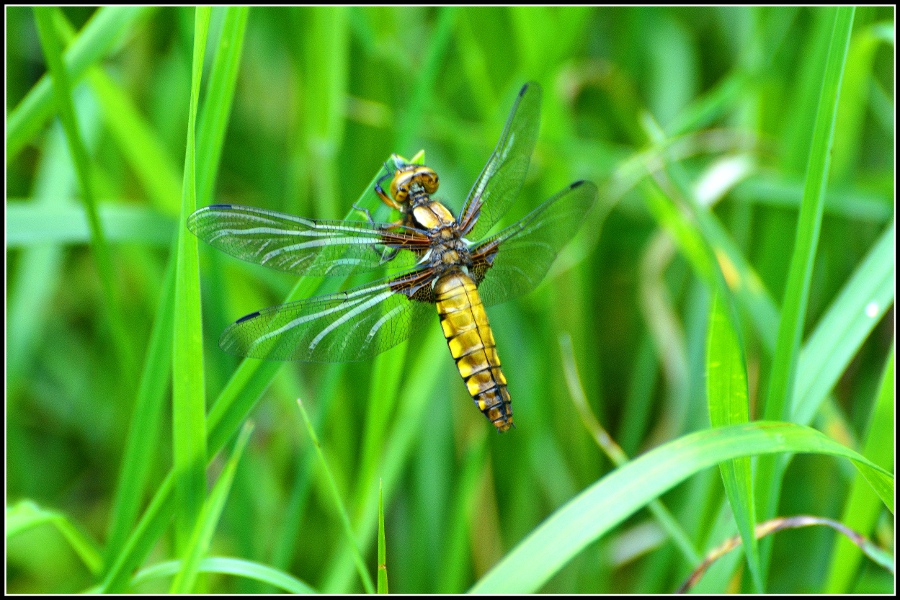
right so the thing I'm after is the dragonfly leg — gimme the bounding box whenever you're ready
[375,171,403,211]
[351,203,402,264]
[352,203,376,224]
[353,203,403,229]
[378,247,400,264]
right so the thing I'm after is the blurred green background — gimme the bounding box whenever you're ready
[6,6,894,594]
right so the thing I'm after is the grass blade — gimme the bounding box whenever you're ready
[824,344,895,592]
[705,291,759,590]
[197,6,249,206]
[763,4,856,425]
[7,501,103,576]
[171,5,211,552]
[297,399,376,594]
[470,421,893,594]
[757,7,856,582]
[8,6,153,161]
[6,202,174,247]
[102,244,177,571]
[170,423,254,593]
[377,480,389,594]
[128,556,317,594]
[33,5,137,382]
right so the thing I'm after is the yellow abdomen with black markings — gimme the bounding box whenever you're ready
[434,269,513,432]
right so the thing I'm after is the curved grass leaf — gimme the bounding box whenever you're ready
[125,556,317,594]
[470,421,893,594]
[7,501,103,576]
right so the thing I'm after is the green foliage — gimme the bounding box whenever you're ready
[6,6,894,594]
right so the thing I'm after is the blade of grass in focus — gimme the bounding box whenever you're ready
[171,5,211,554]
[170,423,253,592]
[757,7,855,585]
[705,292,759,590]
[471,421,893,593]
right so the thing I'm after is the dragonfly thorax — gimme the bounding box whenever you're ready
[432,238,472,269]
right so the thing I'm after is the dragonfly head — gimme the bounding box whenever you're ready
[390,164,439,206]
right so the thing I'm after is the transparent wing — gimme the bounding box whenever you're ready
[188,204,428,277]
[457,82,543,241]
[219,269,437,362]
[472,180,598,307]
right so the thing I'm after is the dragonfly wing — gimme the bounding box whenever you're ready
[472,180,598,307]
[457,82,543,241]
[220,269,437,362]
[188,204,428,277]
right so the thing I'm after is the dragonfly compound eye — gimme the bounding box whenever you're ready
[420,170,439,194]
[390,173,412,204]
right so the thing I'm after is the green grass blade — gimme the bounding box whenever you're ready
[33,6,137,382]
[8,6,153,161]
[127,556,317,593]
[7,114,86,386]
[757,8,856,583]
[794,221,895,423]
[6,202,175,247]
[470,421,893,594]
[824,343,895,592]
[733,176,892,223]
[47,8,182,216]
[172,5,211,552]
[7,501,104,576]
[763,4,855,424]
[377,480,389,594]
[102,245,177,572]
[706,291,759,591]
[297,400,376,594]
[197,6,249,206]
[170,423,254,593]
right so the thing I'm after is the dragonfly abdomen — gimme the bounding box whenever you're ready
[434,270,513,432]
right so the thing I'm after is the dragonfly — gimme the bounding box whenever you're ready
[188,82,597,432]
